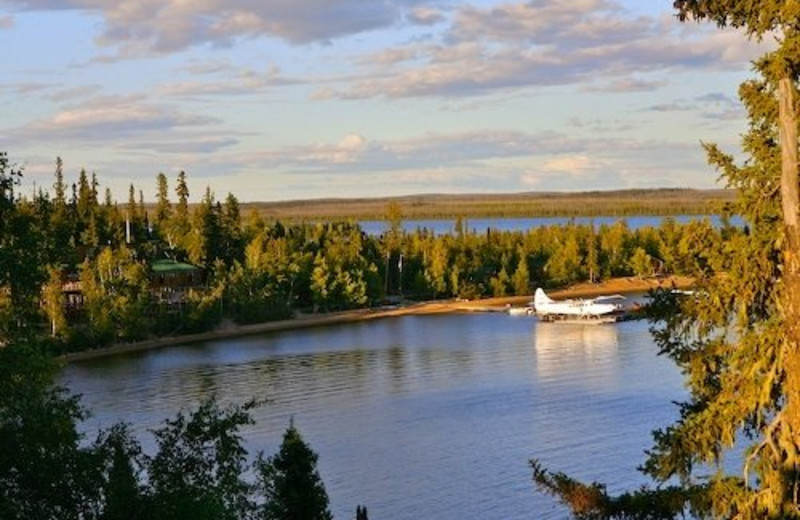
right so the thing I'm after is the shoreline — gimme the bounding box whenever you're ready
[60,275,692,364]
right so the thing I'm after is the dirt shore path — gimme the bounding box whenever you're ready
[61,275,692,363]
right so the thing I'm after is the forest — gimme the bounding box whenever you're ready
[6,0,800,518]
[0,148,739,519]
[0,153,732,355]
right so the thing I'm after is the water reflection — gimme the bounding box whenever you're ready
[534,322,619,388]
[61,313,683,520]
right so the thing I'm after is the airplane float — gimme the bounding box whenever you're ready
[532,288,629,323]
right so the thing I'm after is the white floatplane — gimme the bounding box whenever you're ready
[532,288,628,323]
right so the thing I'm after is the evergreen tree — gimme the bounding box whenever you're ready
[53,156,66,206]
[138,189,146,234]
[50,157,73,261]
[169,170,190,250]
[94,423,146,520]
[221,193,244,265]
[187,187,223,267]
[77,168,91,218]
[533,3,800,518]
[257,423,333,520]
[155,172,171,230]
[91,172,99,208]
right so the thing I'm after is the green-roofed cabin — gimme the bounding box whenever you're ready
[150,260,203,305]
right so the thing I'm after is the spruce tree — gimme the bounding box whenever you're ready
[155,172,171,229]
[533,3,800,518]
[257,423,333,520]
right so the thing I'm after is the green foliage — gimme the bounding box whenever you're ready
[93,423,146,520]
[0,151,730,353]
[256,423,333,520]
[78,247,152,345]
[531,460,699,520]
[42,265,67,338]
[147,399,257,520]
[155,172,171,230]
[531,3,800,518]
[628,247,652,278]
[0,340,100,520]
[511,252,531,295]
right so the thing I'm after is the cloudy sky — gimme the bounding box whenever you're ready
[0,0,771,202]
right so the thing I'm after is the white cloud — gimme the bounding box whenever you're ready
[6,0,440,53]
[326,0,771,100]
[646,92,745,122]
[158,65,297,97]
[407,7,446,26]
[14,96,222,146]
[542,155,594,174]
[237,130,699,190]
[310,133,369,164]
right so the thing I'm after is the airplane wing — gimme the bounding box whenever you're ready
[591,294,626,303]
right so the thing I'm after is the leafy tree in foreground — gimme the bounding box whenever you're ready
[147,399,258,520]
[533,2,800,518]
[257,422,333,520]
[0,339,100,520]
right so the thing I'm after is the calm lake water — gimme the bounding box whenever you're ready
[60,312,686,519]
[359,214,729,235]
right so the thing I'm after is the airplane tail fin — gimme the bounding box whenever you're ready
[534,288,554,306]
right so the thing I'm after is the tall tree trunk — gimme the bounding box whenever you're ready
[779,76,800,511]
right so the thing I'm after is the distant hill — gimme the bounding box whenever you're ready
[238,188,736,220]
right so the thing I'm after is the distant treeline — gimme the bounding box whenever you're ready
[240,188,735,220]
[0,156,737,354]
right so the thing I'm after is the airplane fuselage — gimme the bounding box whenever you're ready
[533,288,623,317]
[534,300,620,316]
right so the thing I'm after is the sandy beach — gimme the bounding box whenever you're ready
[61,275,693,363]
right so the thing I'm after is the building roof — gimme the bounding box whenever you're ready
[150,259,200,274]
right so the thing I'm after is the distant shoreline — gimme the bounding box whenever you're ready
[236,189,732,221]
[60,275,693,364]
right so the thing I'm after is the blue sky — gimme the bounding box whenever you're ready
[0,0,771,202]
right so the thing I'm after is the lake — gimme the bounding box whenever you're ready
[60,311,686,519]
[358,214,730,235]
